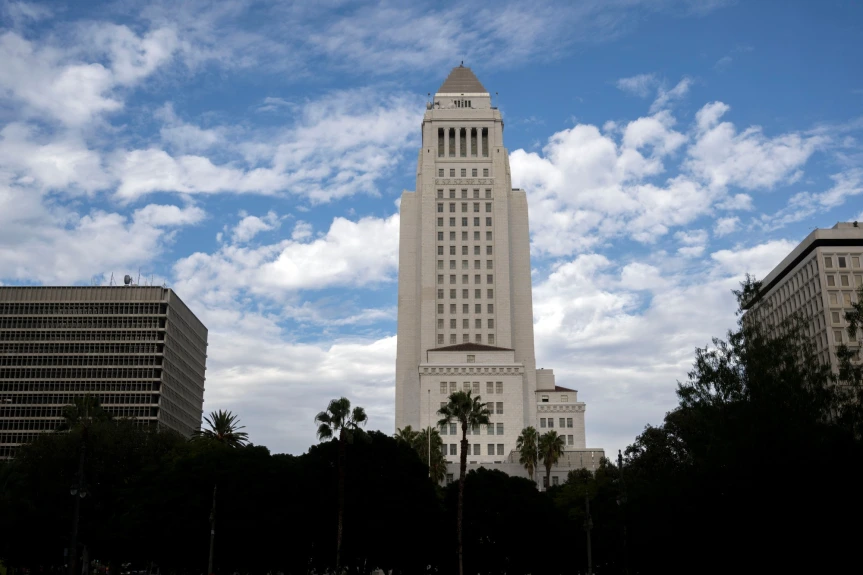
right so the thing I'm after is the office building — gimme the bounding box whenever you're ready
[0,284,207,458]
[394,65,604,482]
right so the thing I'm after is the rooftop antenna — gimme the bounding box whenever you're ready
[137,268,141,286]
[109,273,115,286]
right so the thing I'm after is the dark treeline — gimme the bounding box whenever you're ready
[2,280,863,574]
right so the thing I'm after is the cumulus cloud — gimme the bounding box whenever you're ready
[650,77,692,113]
[615,73,657,97]
[232,211,280,243]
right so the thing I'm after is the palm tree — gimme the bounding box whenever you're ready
[394,425,420,445]
[415,426,447,484]
[516,426,539,482]
[57,394,112,431]
[539,430,567,489]
[193,410,249,447]
[315,397,368,572]
[437,390,490,575]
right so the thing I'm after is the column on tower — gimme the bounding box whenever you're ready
[449,128,456,157]
[470,128,478,157]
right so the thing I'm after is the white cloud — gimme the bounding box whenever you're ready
[171,213,400,304]
[650,77,692,113]
[686,101,826,190]
[232,211,280,243]
[156,103,223,153]
[714,216,739,236]
[756,169,862,231]
[711,239,798,278]
[616,73,657,97]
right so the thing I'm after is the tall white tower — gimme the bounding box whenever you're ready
[395,66,597,468]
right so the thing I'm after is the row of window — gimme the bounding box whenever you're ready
[0,355,162,367]
[440,422,505,435]
[447,444,505,456]
[0,342,162,355]
[0,330,164,342]
[439,250,494,262]
[828,291,859,307]
[0,367,160,379]
[438,244,493,256]
[0,393,156,406]
[438,189,493,199]
[438,202,493,213]
[825,274,863,288]
[437,217,493,227]
[438,334,495,344]
[540,417,575,428]
[437,127,489,157]
[437,168,490,178]
[440,381,504,394]
[438,318,495,329]
[437,300,494,314]
[0,303,166,316]
[438,289,496,304]
[438,270,494,284]
[824,255,861,269]
[0,406,156,419]
[1,382,156,392]
[0,317,164,329]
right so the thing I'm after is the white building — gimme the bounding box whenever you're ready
[394,65,604,483]
[743,221,863,371]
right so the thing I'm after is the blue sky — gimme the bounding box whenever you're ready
[1,0,861,457]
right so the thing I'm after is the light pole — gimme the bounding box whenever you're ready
[584,492,594,575]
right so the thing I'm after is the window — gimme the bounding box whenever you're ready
[463,304,469,313]
[462,274,469,284]
[559,418,565,427]
[473,444,481,455]
[543,476,549,488]
[475,318,482,328]
[471,217,478,226]
[473,231,480,241]
[475,274,481,284]
[496,381,503,394]
[437,318,444,329]
[488,444,495,455]
[462,217,468,226]
[449,217,456,226]
[450,334,456,344]
[438,169,444,177]
[488,289,494,298]
[437,259,443,269]
[496,444,504,456]
[450,275,456,284]
[853,257,860,268]
[447,473,454,484]
[486,202,492,212]
[475,304,481,313]
[450,169,455,177]
[487,260,493,269]
[473,382,479,394]
[450,319,456,329]
[437,218,443,227]
[488,304,494,313]
[488,334,495,344]
[483,168,489,177]
[540,418,546,428]
[449,260,455,270]
[487,423,494,435]
[486,245,492,255]
[487,382,494,394]
[548,418,554,428]
[486,231,492,240]
[467,354,475,363]
[462,289,469,298]
[844,293,852,306]
[829,292,839,305]
[827,276,835,287]
[541,394,549,403]
[463,382,470,392]
[450,231,456,241]
[496,402,503,414]
[487,275,494,284]
[437,274,444,285]
[450,423,457,435]
[488,319,494,329]
[473,202,480,212]
[450,189,456,198]
[450,304,457,313]
[832,311,841,324]
[473,189,479,198]
[834,330,843,343]
[825,256,834,268]
[438,304,444,313]
[841,276,850,287]
[463,334,469,342]
[838,256,847,268]
[461,168,467,177]
[461,202,467,213]
[441,424,448,435]
[560,395,568,402]
[450,382,457,393]
[450,444,457,456]
[552,476,559,486]
[437,289,444,299]
[568,435,573,445]
[486,217,492,226]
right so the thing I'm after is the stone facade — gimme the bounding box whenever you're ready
[395,66,604,478]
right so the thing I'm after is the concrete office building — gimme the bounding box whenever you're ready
[395,65,604,483]
[743,222,863,371]
[0,284,207,458]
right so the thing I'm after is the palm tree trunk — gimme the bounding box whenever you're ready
[545,463,552,489]
[458,425,468,575]
[337,432,347,571]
